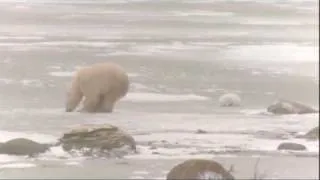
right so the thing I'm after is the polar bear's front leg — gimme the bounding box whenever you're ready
[65,78,83,112]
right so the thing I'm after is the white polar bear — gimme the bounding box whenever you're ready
[65,62,129,113]
[218,93,241,107]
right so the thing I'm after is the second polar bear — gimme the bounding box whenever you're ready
[218,93,241,107]
[65,62,129,113]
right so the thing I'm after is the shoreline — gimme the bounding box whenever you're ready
[0,155,318,179]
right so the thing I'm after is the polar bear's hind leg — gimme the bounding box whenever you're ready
[81,95,101,113]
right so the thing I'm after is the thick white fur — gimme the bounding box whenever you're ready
[66,62,129,113]
[218,93,241,107]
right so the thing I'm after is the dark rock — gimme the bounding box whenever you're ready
[302,126,319,140]
[0,138,50,156]
[58,123,136,157]
[196,129,207,134]
[277,142,307,151]
[267,99,317,115]
[166,159,235,180]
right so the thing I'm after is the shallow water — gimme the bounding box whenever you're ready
[0,157,319,179]
[0,0,319,178]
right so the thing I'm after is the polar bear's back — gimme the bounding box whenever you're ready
[76,62,129,97]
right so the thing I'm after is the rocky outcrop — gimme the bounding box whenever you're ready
[166,159,235,180]
[277,142,307,151]
[303,126,319,140]
[58,123,136,157]
[297,126,319,140]
[267,99,317,115]
[0,138,51,156]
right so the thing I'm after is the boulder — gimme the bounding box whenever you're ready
[300,126,319,140]
[195,129,208,134]
[166,159,235,180]
[219,93,241,107]
[0,138,50,156]
[277,142,307,151]
[58,123,136,157]
[267,99,317,115]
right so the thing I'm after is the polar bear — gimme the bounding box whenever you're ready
[65,62,129,113]
[218,93,241,107]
